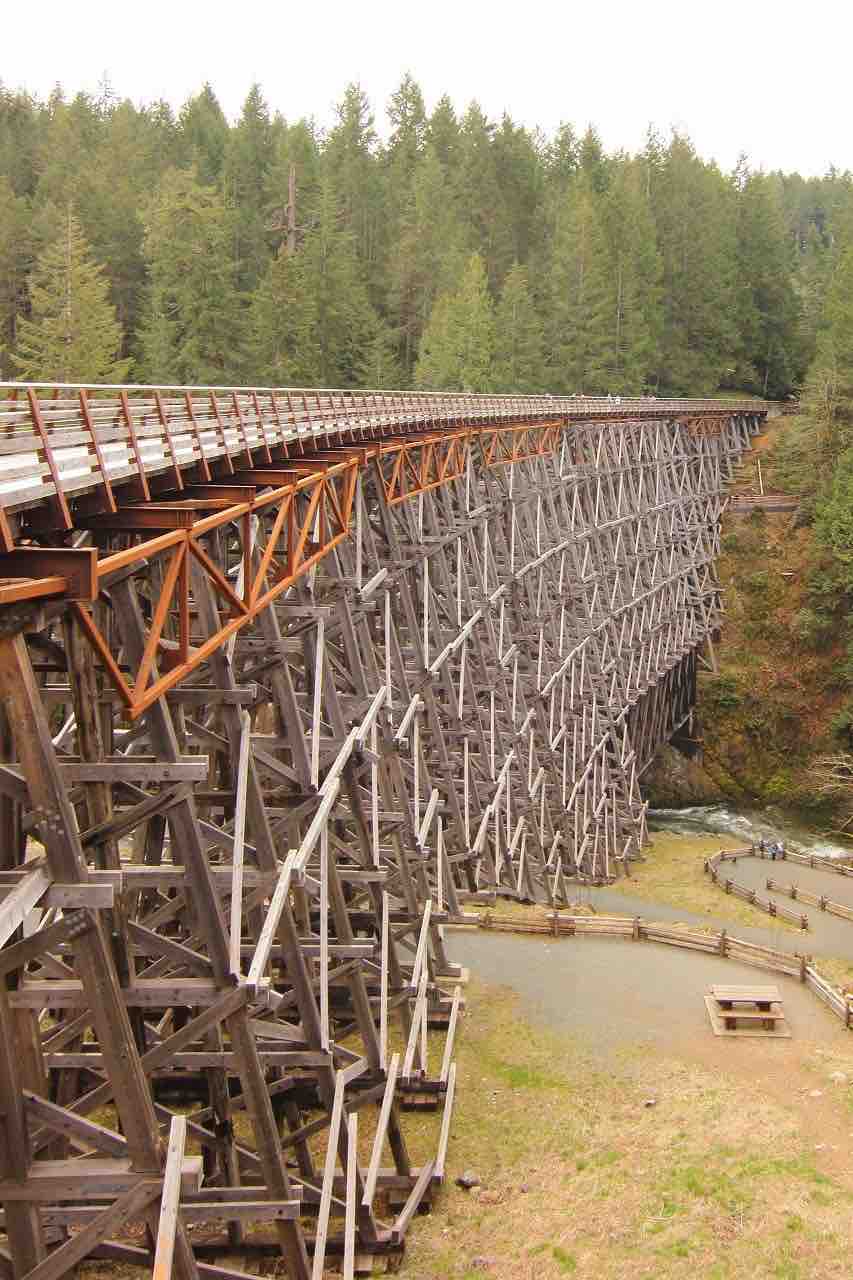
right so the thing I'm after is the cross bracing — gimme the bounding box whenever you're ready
[0,384,762,1277]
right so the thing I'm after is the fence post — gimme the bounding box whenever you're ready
[632,916,640,940]
[718,929,727,957]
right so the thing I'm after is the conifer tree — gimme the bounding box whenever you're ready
[324,85,380,271]
[415,253,495,391]
[83,100,154,343]
[456,104,512,287]
[733,170,802,397]
[138,168,241,383]
[425,95,460,170]
[297,177,383,386]
[797,223,831,372]
[651,134,738,393]
[387,145,467,380]
[12,207,130,382]
[548,181,611,392]
[245,248,320,385]
[0,177,31,376]
[800,246,853,459]
[179,84,229,185]
[264,120,322,256]
[492,264,546,391]
[589,163,662,392]
[223,84,275,293]
[386,75,427,187]
[361,320,403,390]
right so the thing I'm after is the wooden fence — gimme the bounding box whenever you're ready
[762,846,853,879]
[765,877,853,922]
[704,852,809,928]
[471,911,853,1028]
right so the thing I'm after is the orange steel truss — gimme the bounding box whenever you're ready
[70,460,358,717]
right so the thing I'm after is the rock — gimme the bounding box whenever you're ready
[470,1258,496,1271]
[809,1089,823,1098]
[480,1189,502,1205]
[641,744,724,807]
[456,1170,481,1190]
[644,1098,657,1108]
[520,1183,530,1193]
[829,1071,848,1085]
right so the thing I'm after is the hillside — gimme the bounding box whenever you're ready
[645,414,850,825]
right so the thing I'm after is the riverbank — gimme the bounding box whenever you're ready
[644,414,853,828]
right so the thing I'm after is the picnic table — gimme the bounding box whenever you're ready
[705,984,789,1037]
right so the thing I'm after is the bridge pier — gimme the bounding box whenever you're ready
[0,385,762,1276]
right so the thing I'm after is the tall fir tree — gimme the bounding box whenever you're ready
[11,207,131,382]
[800,246,853,460]
[178,84,229,185]
[324,85,381,277]
[492,263,546,391]
[0,177,32,375]
[733,169,802,397]
[387,145,467,381]
[587,162,662,392]
[223,84,275,293]
[548,180,612,392]
[456,103,512,288]
[138,167,242,383]
[245,247,320,385]
[651,134,738,393]
[264,119,322,256]
[425,95,460,171]
[297,176,384,387]
[415,252,495,391]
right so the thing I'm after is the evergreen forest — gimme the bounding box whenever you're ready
[0,74,850,404]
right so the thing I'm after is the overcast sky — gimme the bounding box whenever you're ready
[4,0,851,177]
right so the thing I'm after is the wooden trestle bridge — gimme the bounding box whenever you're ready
[0,383,764,1278]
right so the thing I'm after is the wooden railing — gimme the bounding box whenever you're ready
[470,910,853,1026]
[0,383,765,527]
[765,877,853,921]
[704,851,809,929]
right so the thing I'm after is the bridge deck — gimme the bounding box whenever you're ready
[0,384,762,523]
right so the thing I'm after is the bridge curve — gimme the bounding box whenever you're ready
[0,382,763,1276]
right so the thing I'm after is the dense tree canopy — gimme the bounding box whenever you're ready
[0,75,850,396]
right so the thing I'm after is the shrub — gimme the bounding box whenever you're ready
[790,607,834,645]
[703,674,741,711]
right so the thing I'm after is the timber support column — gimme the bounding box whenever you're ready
[0,626,201,1280]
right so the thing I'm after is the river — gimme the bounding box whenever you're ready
[650,803,853,860]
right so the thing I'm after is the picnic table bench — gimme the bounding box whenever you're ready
[705,984,789,1037]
